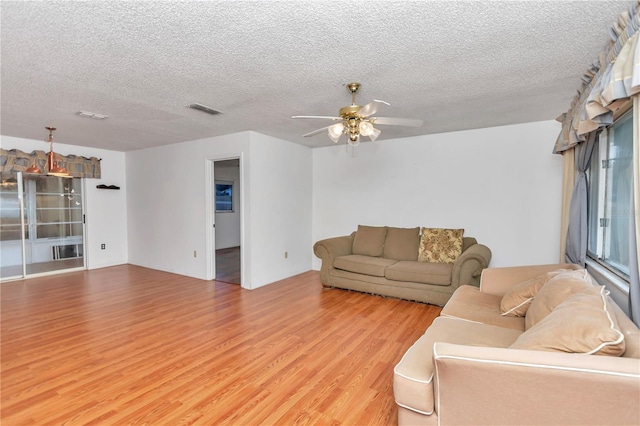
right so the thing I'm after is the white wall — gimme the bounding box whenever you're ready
[312,120,564,269]
[214,160,241,249]
[0,135,128,270]
[248,132,313,287]
[126,131,313,289]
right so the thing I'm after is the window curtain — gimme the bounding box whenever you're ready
[0,148,101,179]
[630,95,640,326]
[565,132,597,266]
[554,1,639,325]
[554,1,639,154]
[559,149,576,262]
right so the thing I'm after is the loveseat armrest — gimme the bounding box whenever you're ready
[479,263,581,296]
[450,244,491,288]
[432,342,640,426]
[313,235,354,286]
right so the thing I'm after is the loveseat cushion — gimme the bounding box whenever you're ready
[525,269,593,330]
[441,285,525,330]
[352,225,387,257]
[511,286,625,356]
[383,227,420,261]
[394,317,522,416]
[333,255,397,277]
[385,261,452,286]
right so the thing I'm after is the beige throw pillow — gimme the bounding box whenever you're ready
[352,225,387,257]
[524,269,593,330]
[418,228,464,264]
[510,286,625,356]
[500,269,573,317]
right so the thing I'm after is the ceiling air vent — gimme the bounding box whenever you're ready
[185,103,222,115]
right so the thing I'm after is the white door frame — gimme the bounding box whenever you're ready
[205,154,245,287]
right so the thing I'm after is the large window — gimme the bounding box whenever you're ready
[587,109,633,279]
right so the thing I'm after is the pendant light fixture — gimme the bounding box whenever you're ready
[25,126,71,177]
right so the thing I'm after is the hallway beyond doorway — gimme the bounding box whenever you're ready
[215,246,240,284]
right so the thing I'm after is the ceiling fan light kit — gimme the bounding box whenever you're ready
[292,82,423,147]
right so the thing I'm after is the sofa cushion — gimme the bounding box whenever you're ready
[500,269,574,317]
[525,269,593,330]
[418,228,464,264]
[441,285,525,330]
[333,255,397,277]
[394,317,522,416]
[385,261,452,286]
[383,227,420,261]
[511,286,625,356]
[352,225,387,257]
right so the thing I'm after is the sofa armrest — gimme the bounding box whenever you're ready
[479,263,581,296]
[450,244,491,288]
[433,342,640,426]
[313,235,354,286]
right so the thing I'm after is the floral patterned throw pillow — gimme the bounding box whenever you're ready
[418,228,464,263]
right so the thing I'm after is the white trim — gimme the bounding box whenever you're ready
[584,286,625,355]
[395,401,433,416]
[500,297,532,316]
[432,347,639,379]
[439,313,484,325]
[393,340,435,385]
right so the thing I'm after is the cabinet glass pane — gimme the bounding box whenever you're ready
[36,208,83,224]
[0,173,28,241]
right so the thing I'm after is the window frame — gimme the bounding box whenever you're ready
[586,105,633,284]
[215,180,234,213]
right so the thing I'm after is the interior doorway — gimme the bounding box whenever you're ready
[212,159,241,284]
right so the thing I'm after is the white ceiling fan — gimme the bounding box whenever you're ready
[291,82,423,146]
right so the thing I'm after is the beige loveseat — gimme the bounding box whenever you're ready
[314,225,491,306]
[394,263,640,426]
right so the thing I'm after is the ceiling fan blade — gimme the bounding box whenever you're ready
[291,115,341,120]
[357,100,390,118]
[371,117,423,127]
[302,125,333,137]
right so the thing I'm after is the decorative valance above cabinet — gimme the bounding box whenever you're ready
[0,148,101,179]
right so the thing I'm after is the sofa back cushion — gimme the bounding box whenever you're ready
[500,269,574,317]
[352,225,387,257]
[524,269,593,330]
[418,228,464,263]
[383,227,420,261]
[511,286,625,356]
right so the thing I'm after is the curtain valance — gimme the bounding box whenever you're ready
[554,0,640,153]
[0,148,101,179]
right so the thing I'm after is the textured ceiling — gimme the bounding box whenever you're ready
[0,0,632,152]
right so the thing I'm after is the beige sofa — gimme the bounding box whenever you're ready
[314,225,491,306]
[394,263,640,426]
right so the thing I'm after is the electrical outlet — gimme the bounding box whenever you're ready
[284,251,288,259]
[101,243,106,250]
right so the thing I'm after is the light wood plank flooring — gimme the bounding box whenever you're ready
[1,265,441,425]
[215,246,240,284]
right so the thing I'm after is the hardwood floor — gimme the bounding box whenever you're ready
[215,246,241,284]
[1,265,441,425]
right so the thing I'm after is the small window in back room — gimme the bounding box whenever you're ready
[215,181,233,212]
